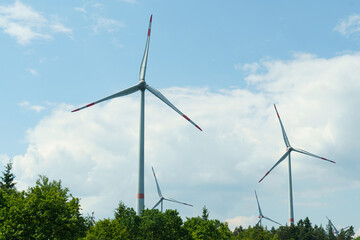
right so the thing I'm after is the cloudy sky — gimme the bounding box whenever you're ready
[1,0,360,234]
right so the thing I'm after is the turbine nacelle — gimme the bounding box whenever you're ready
[138,81,146,90]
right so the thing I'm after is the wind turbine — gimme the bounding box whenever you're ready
[259,104,335,224]
[326,216,350,235]
[151,167,193,212]
[71,15,202,215]
[255,190,282,227]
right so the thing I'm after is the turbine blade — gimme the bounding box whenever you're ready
[146,84,202,131]
[151,167,163,197]
[326,216,339,234]
[292,148,335,164]
[259,150,290,183]
[139,15,152,82]
[152,198,162,210]
[274,104,291,148]
[164,197,193,207]
[254,190,263,216]
[71,83,140,112]
[263,216,282,225]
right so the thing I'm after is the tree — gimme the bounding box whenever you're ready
[202,205,209,221]
[235,225,273,240]
[138,209,189,240]
[114,201,140,237]
[0,175,87,239]
[184,207,234,240]
[0,160,16,190]
[83,218,128,240]
[233,225,244,237]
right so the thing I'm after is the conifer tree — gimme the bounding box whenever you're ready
[0,160,16,190]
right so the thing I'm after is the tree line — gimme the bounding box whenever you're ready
[0,160,358,239]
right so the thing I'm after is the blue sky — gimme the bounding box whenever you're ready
[1,0,360,234]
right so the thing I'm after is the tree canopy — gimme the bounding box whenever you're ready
[0,164,358,239]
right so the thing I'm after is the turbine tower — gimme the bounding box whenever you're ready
[259,104,335,224]
[255,190,282,227]
[71,15,202,215]
[152,167,193,212]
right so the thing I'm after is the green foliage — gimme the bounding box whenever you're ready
[86,203,188,240]
[83,218,128,240]
[202,206,209,221]
[85,203,235,240]
[0,175,87,239]
[232,217,357,240]
[2,174,355,240]
[114,201,140,237]
[0,160,16,191]
[83,202,359,240]
[235,225,273,240]
[183,208,234,240]
[138,209,188,239]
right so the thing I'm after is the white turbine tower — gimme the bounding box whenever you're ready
[259,104,335,224]
[71,15,202,215]
[255,190,282,227]
[326,216,350,235]
[151,167,193,212]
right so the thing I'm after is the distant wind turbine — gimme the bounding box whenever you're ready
[259,104,335,224]
[152,167,193,212]
[326,216,350,235]
[255,190,282,227]
[71,15,202,215]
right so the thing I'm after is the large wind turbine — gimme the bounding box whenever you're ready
[71,15,202,215]
[259,104,335,224]
[326,216,350,235]
[151,167,193,212]
[255,190,282,227]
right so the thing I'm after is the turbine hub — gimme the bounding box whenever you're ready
[139,80,146,90]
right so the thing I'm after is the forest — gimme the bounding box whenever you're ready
[0,161,358,240]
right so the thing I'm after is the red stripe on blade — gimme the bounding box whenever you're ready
[71,109,80,112]
[259,172,269,183]
[86,103,95,107]
[183,115,190,121]
[137,193,144,199]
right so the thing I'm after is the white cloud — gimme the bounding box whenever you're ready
[19,101,45,113]
[334,14,360,36]
[121,0,137,4]
[92,14,124,34]
[235,62,261,74]
[10,52,360,226]
[26,68,38,76]
[51,22,72,36]
[225,216,256,230]
[0,1,72,45]
[355,227,360,237]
